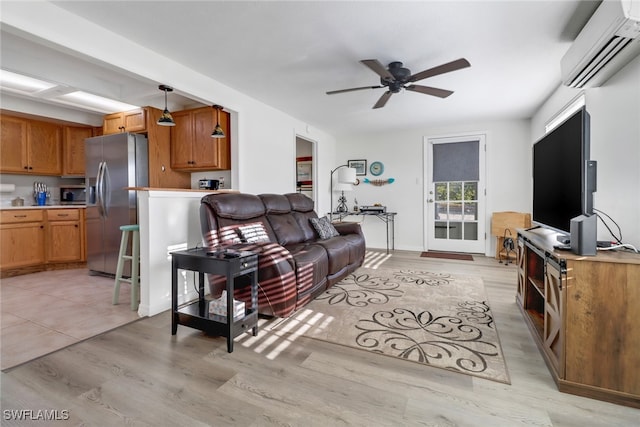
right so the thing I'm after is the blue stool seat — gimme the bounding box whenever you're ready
[113,224,140,311]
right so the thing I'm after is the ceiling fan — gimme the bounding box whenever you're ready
[326,58,471,109]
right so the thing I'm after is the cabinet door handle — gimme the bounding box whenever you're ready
[14,214,27,218]
[57,214,69,217]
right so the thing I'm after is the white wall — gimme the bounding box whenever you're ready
[1,2,338,215]
[336,119,531,254]
[531,56,640,249]
[6,2,638,252]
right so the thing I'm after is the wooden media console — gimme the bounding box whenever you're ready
[517,227,640,408]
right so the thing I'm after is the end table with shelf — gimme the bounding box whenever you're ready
[171,248,258,353]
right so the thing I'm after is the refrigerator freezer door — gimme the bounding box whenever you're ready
[85,205,104,273]
[85,133,148,277]
[102,134,136,276]
[85,137,106,273]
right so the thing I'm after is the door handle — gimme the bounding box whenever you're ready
[96,161,105,217]
[102,162,111,216]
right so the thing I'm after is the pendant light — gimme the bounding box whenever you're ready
[157,85,175,126]
[211,105,225,138]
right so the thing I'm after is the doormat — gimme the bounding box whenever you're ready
[420,251,474,261]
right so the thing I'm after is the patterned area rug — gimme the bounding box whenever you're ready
[269,268,510,384]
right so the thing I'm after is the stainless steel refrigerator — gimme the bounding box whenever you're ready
[85,133,148,276]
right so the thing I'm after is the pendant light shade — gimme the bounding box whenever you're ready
[211,105,225,138]
[157,85,175,126]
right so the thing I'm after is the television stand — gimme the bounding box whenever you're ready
[517,227,640,408]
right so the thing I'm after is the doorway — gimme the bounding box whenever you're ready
[423,134,486,253]
[295,136,315,205]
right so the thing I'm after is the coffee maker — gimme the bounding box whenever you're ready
[199,179,220,190]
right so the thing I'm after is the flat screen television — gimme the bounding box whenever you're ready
[532,106,596,235]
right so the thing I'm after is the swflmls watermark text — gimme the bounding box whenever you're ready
[3,409,70,421]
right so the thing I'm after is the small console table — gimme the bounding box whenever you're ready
[330,211,397,253]
[171,248,259,353]
[517,227,640,408]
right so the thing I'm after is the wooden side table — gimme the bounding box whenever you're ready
[171,248,258,352]
[491,211,531,261]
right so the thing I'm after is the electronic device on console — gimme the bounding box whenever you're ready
[532,106,598,256]
[360,205,386,213]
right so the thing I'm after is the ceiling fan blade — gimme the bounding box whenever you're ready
[361,59,394,80]
[408,58,471,83]
[373,91,392,109]
[326,85,383,95]
[405,85,454,98]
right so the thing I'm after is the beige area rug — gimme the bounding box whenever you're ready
[269,268,510,384]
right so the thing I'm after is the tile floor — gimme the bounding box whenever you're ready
[1,268,141,370]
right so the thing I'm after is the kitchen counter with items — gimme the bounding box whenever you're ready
[125,187,238,193]
[1,205,85,210]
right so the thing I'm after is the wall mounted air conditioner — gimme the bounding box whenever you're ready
[561,0,640,88]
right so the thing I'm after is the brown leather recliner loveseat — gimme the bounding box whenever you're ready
[200,192,366,317]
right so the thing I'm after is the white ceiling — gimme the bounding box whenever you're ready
[2,1,600,136]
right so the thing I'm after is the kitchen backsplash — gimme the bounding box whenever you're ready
[0,174,85,207]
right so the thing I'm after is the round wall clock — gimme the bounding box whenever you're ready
[370,161,384,176]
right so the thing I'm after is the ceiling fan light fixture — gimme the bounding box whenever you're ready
[211,105,225,138]
[327,58,470,109]
[157,84,175,126]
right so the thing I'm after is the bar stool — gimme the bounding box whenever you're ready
[113,224,140,311]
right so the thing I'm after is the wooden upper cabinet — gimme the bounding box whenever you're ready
[169,110,194,169]
[145,106,190,188]
[213,109,231,170]
[0,115,62,175]
[170,107,230,171]
[63,126,93,176]
[0,115,28,173]
[103,108,147,135]
[192,108,217,167]
[27,120,63,175]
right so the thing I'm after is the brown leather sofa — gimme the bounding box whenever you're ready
[200,192,365,317]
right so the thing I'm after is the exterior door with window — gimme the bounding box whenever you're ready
[424,135,486,253]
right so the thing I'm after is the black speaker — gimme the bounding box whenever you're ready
[570,214,597,256]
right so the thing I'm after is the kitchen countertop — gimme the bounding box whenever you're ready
[125,187,238,193]
[1,204,86,210]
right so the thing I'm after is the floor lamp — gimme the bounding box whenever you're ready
[330,165,357,221]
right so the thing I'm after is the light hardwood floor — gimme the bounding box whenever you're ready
[1,250,638,426]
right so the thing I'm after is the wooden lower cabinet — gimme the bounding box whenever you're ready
[0,208,85,277]
[0,210,45,270]
[517,228,640,408]
[46,209,84,262]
